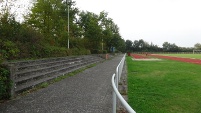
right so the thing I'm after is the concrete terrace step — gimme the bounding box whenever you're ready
[9,56,91,70]
[14,60,83,78]
[5,55,104,95]
[15,56,101,78]
[15,58,83,72]
[15,61,82,84]
[15,58,99,84]
[15,59,100,93]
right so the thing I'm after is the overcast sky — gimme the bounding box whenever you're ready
[75,0,201,47]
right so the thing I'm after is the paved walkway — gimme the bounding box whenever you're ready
[0,54,124,113]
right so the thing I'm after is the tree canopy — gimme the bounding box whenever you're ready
[125,39,194,52]
[0,0,127,60]
[194,43,201,50]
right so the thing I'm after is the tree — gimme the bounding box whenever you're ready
[117,38,126,52]
[163,42,171,51]
[194,43,201,50]
[163,42,179,52]
[125,40,133,52]
[0,0,16,15]
[133,40,139,51]
[26,0,60,44]
[132,39,149,52]
[99,11,114,51]
[78,11,103,51]
[170,43,179,52]
[26,0,80,47]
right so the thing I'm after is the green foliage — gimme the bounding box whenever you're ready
[127,39,194,52]
[194,43,201,50]
[79,11,102,50]
[162,42,179,52]
[102,50,107,54]
[0,65,12,100]
[0,0,125,61]
[126,40,133,52]
[0,13,21,41]
[67,48,91,56]
[26,0,79,46]
[0,55,3,63]
[90,49,107,54]
[40,45,66,57]
[0,39,20,60]
[91,49,99,54]
[78,11,125,52]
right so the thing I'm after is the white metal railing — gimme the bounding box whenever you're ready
[112,54,136,113]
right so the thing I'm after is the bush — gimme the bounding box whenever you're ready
[40,45,68,57]
[0,39,20,60]
[67,48,91,56]
[0,54,3,63]
[102,50,107,54]
[91,49,107,54]
[0,65,12,100]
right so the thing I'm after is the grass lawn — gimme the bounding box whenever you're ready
[161,54,201,59]
[126,57,201,113]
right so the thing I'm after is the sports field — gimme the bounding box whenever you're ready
[126,56,201,113]
[161,54,201,59]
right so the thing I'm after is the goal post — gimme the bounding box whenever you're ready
[193,50,201,54]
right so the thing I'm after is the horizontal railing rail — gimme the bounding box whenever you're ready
[112,54,136,113]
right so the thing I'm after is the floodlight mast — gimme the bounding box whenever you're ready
[66,0,71,49]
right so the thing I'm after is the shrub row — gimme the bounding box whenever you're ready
[0,39,91,60]
[0,65,12,100]
[91,49,107,54]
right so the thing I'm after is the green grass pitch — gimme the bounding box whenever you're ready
[126,56,201,113]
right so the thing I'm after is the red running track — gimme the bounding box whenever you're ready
[131,54,148,59]
[150,54,201,65]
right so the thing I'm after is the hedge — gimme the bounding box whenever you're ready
[0,65,12,100]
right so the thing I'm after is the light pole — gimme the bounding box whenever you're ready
[66,0,71,49]
[102,38,103,51]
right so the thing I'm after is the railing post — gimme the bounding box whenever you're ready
[112,74,117,113]
[115,68,119,89]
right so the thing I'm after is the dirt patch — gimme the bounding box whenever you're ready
[130,54,161,61]
[132,58,162,61]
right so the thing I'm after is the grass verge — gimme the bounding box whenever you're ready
[126,56,201,113]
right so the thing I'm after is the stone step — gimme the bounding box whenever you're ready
[14,60,83,79]
[15,62,83,84]
[14,59,99,93]
[14,56,100,79]
[5,55,105,96]
[10,55,95,68]
[15,57,83,72]
[14,58,99,84]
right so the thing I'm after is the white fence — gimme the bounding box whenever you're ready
[111,54,136,113]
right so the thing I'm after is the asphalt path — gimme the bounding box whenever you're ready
[0,54,124,113]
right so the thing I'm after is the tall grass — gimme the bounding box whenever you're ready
[126,57,201,113]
